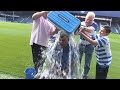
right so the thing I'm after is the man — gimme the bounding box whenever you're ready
[79,11,98,79]
[48,31,79,79]
[30,11,59,75]
[79,25,112,79]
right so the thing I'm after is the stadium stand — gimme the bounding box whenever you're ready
[74,11,120,34]
[0,11,34,23]
[0,11,120,34]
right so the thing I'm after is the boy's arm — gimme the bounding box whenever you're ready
[79,31,98,46]
[32,11,49,20]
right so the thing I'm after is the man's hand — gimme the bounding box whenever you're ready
[42,11,50,15]
[42,11,50,18]
[32,11,50,20]
[55,27,60,33]
[50,27,60,35]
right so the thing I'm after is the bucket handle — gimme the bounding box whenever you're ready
[58,14,69,23]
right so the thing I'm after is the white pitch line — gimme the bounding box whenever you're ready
[0,73,22,79]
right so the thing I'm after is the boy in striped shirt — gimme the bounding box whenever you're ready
[79,25,112,79]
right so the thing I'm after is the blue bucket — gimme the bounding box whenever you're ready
[24,68,36,79]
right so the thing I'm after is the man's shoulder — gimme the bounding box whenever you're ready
[91,22,98,30]
[92,22,97,26]
[33,16,44,23]
[93,21,97,24]
[55,43,62,50]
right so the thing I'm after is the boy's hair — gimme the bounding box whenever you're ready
[103,25,111,34]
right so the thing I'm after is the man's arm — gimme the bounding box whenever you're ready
[84,27,94,33]
[50,27,59,35]
[81,26,94,33]
[81,22,97,33]
[79,31,98,46]
[78,27,91,38]
[32,11,49,20]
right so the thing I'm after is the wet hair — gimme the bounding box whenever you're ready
[103,25,111,34]
[60,31,69,38]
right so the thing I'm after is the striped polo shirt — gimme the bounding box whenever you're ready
[95,35,112,66]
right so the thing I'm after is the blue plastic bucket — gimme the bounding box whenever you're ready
[24,68,36,79]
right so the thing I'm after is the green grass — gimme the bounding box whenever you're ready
[0,21,120,79]
[0,22,33,78]
[75,33,120,79]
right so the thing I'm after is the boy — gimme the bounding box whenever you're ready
[79,25,112,79]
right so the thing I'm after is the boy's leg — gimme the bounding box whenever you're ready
[103,66,109,79]
[96,63,109,79]
[96,63,102,79]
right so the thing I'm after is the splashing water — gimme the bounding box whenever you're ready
[36,31,81,79]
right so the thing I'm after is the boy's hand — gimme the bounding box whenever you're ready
[78,26,85,35]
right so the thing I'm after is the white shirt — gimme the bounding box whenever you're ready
[30,16,56,47]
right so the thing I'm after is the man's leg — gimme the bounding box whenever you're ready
[37,46,46,73]
[61,58,69,78]
[79,44,84,64]
[83,45,94,79]
[79,44,85,78]
[31,43,40,73]
[31,43,46,74]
